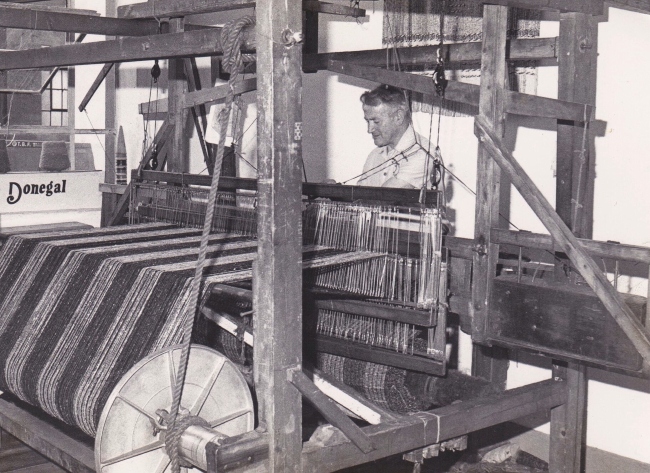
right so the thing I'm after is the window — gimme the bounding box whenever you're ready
[41,68,68,127]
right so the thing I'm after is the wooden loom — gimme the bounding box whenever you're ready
[1,1,650,473]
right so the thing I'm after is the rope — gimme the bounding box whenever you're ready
[165,15,256,473]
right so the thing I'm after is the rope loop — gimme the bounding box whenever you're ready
[220,15,256,77]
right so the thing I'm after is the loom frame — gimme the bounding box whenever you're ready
[1,0,650,472]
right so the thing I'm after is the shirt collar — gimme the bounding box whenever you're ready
[383,125,417,155]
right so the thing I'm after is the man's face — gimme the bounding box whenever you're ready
[363,103,404,148]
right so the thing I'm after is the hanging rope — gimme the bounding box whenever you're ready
[165,15,255,473]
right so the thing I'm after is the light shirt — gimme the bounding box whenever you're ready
[357,125,434,188]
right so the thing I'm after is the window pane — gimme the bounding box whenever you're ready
[51,113,61,127]
[52,91,62,109]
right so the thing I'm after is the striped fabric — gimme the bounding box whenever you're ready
[0,224,256,437]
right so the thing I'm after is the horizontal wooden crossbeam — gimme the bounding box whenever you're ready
[482,0,604,15]
[118,0,255,18]
[211,378,567,471]
[328,60,592,122]
[139,78,258,115]
[491,228,650,264]
[0,27,254,70]
[304,37,558,71]
[303,1,365,17]
[0,4,161,36]
[608,0,650,14]
[474,115,650,365]
[118,0,363,18]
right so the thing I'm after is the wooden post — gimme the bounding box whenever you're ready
[0,27,6,128]
[550,363,587,473]
[167,18,188,173]
[67,31,76,171]
[303,9,318,73]
[550,12,598,473]
[253,0,304,471]
[101,0,118,227]
[471,4,509,388]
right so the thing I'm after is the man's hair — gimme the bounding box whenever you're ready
[360,84,410,120]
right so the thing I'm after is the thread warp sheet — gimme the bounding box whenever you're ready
[0,223,356,437]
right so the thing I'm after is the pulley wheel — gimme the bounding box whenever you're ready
[95,344,254,472]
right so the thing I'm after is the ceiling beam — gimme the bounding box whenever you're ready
[0,5,161,36]
[0,26,255,70]
[118,0,255,19]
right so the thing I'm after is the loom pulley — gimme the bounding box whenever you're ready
[95,344,254,472]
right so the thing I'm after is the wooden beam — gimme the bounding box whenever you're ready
[327,60,592,122]
[491,228,650,263]
[0,397,94,473]
[0,5,160,36]
[470,4,509,388]
[606,0,650,15]
[79,63,113,112]
[474,115,650,365]
[135,170,441,205]
[303,37,558,71]
[290,369,375,454]
[118,0,255,18]
[549,363,588,473]
[210,379,567,471]
[0,26,255,70]
[183,57,212,172]
[254,0,304,470]
[303,1,365,17]
[167,18,187,173]
[138,78,258,115]
[482,0,604,15]
[297,379,567,472]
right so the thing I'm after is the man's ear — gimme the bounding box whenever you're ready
[393,107,406,125]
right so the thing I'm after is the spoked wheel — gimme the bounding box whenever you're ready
[95,344,254,472]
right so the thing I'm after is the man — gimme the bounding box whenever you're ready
[358,84,434,189]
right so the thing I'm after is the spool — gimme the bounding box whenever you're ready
[95,344,254,472]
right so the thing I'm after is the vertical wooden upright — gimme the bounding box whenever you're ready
[101,0,118,227]
[66,31,76,171]
[254,0,304,471]
[471,4,509,388]
[550,12,598,473]
[0,27,6,131]
[167,18,188,173]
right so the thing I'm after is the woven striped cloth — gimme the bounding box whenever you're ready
[0,223,257,436]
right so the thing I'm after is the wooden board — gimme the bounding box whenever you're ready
[0,397,94,473]
[488,277,644,371]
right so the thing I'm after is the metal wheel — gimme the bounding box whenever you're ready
[95,344,254,472]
